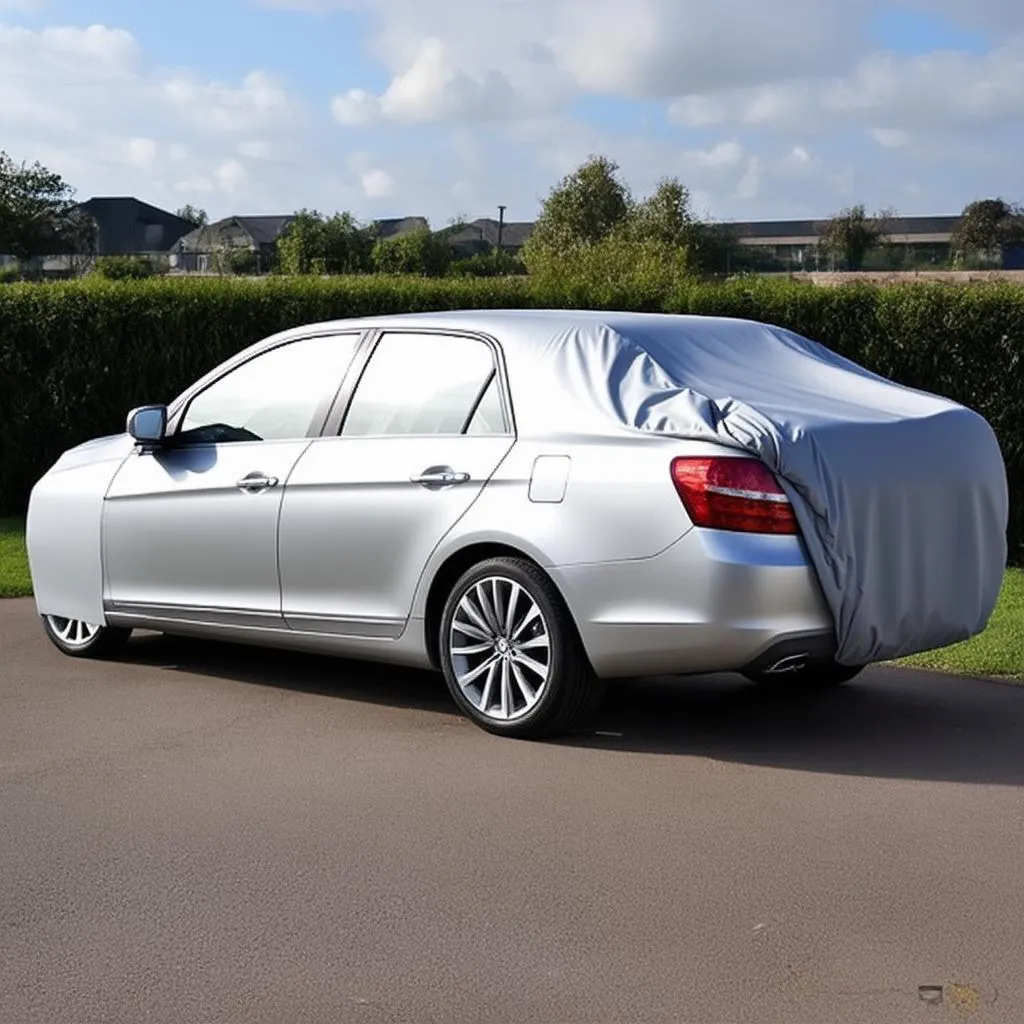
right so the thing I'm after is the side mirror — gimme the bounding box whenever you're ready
[127,404,167,446]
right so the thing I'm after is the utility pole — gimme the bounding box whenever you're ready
[497,205,506,255]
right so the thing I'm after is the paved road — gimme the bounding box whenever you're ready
[2,597,1022,1024]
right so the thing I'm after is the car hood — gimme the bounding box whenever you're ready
[50,433,137,473]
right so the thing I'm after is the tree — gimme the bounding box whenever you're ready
[626,177,736,273]
[627,177,695,247]
[0,151,82,262]
[817,205,895,271]
[523,155,631,258]
[371,227,451,277]
[175,204,208,227]
[276,210,375,275]
[950,198,1024,265]
[522,156,730,285]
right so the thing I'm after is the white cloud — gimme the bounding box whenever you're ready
[238,139,273,160]
[123,137,158,169]
[736,157,761,200]
[0,19,323,217]
[214,159,249,194]
[323,0,873,126]
[161,70,295,134]
[693,141,744,169]
[332,37,526,124]
[331,88,380,125]
[360,167,394,197]
[4,0,1024,230]
[668,39,1024,136]
[870,128,912,149]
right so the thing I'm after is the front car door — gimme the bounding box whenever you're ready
[278,331,514,637]
[103,332,361,630]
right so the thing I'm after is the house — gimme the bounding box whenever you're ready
[77,197,197,255]
[374,216,430,240]
[172,215,296,272]
[728,216,962,271]
[443,218,534,258]
[1,197,195,275]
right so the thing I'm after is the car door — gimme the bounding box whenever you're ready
[102,333,361,628]
[278,331,515,637]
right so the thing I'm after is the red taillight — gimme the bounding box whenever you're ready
[670,456,799,535]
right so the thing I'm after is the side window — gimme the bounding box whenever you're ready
[341,333,507,437]
[179,334,359,444]
[466,375,505,435]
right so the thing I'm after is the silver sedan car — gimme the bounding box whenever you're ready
[28,309,986,737]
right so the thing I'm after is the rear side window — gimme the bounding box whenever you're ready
[341,333,507,437]
[179,334,358,444]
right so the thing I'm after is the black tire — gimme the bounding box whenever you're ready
[439,557,606,738]
[41,615,132,660]
[745,659,865,688]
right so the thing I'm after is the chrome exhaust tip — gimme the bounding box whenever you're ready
[764,653,810,675]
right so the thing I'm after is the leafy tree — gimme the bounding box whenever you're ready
[627,177,736,274]
[175,204,209,227]
[627,177,696,247]
[93,255,160,280]
[448,251,526,277]
[523,157,731,284]
[0,151,86,262]
[817,205,895,271]
[371,227,452,277]
[208,245,258,276]
[523,156,631,259]
[950,198,1024,265]
[276,210,374,275]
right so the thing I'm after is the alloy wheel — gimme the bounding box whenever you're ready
[45,616,101,649]
[448,576,551,722]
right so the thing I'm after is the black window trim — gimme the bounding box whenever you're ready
[164,329,369,444]
[460,368,497,435]
[321,328,516,439]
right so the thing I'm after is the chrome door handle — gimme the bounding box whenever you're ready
[410,466,471,488]
[236,472,279,493]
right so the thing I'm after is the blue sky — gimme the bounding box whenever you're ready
[2,0,1022,224]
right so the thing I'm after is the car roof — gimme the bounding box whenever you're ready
[277,309,764,351]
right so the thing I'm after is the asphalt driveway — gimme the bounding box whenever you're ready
[2,597,1022,1023]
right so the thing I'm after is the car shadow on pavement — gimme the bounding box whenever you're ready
[124,632,458,716]
[124,634,1024,786]
[574,668,1024,786]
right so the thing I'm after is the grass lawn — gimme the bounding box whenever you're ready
[0,517,1020,678]
[0,518,32,598]
[897,568,1024,680]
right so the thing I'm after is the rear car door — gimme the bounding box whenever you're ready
[103,333,361,628]
[278,331,514,637]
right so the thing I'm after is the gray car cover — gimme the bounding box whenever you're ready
[538,313,1008,666]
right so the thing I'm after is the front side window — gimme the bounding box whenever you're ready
[179,334,358,444]
[341,333,507,437]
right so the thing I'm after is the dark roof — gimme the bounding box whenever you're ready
[446,218,534,248]
[76,197,196,253]
[374,216,430,239]
[732,215,961,239]
[232,216,296,246]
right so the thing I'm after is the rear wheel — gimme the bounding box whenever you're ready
[42,616,132,659]
[745,659,864,688]
[439,557,606,738]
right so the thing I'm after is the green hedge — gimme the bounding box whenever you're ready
[1,275,1022,560]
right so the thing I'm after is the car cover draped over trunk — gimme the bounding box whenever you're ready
[544,316,1008,666]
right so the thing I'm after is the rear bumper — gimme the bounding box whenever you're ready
[549,528,835,679]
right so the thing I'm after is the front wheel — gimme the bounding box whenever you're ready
[439,557,605,739]
[42,616,132,659]
[745,659,865,688]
